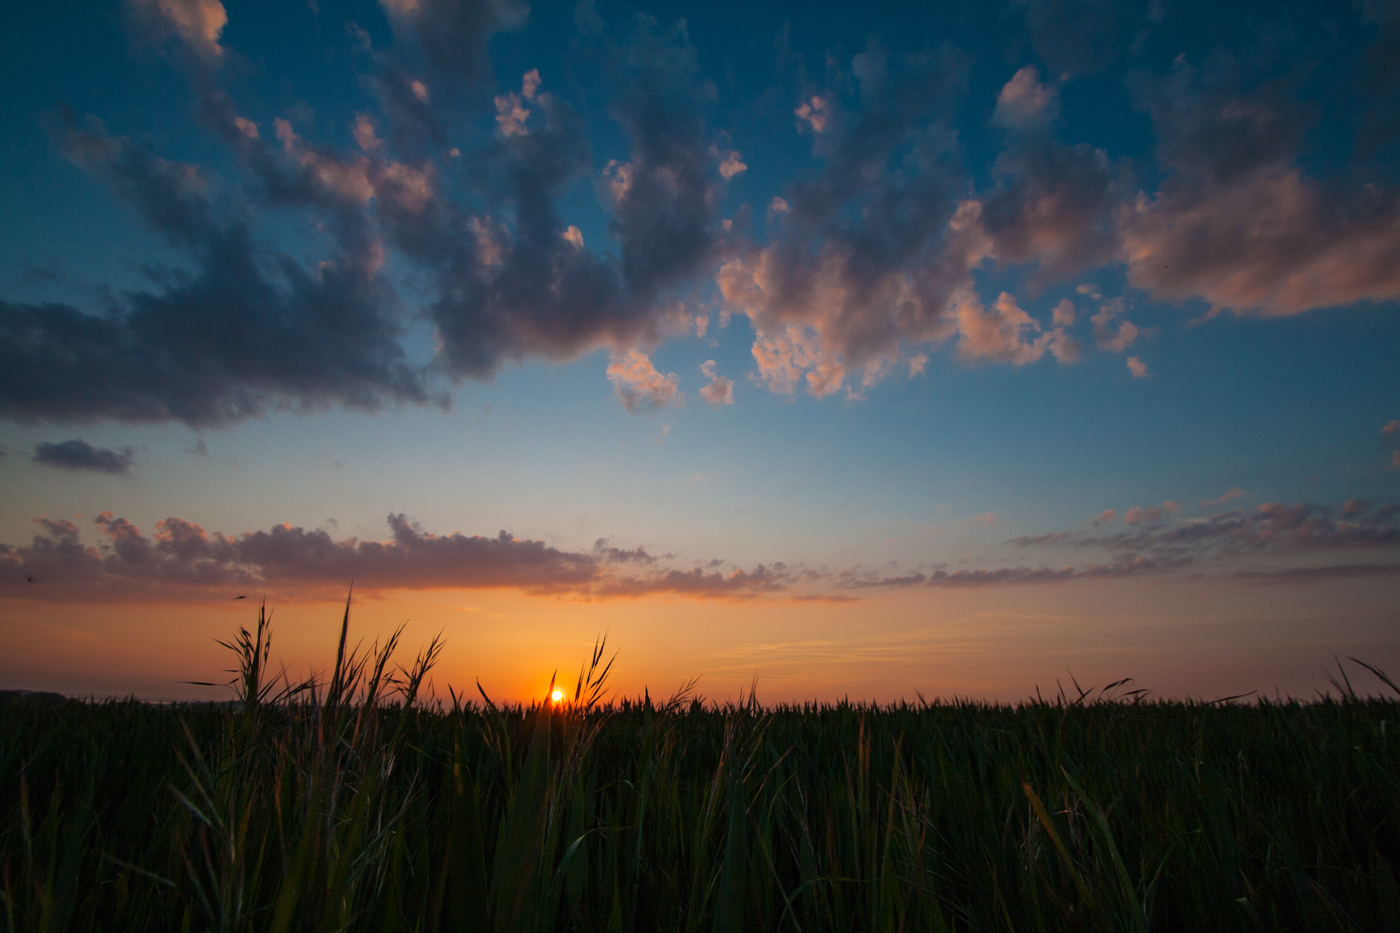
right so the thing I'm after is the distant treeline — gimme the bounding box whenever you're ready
[1,612,1397,931]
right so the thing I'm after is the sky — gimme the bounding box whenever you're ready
[1,0,1398,704]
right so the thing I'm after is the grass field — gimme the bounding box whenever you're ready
[2,603,1398,932]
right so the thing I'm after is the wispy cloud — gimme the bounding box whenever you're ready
[1201,487,1247,507]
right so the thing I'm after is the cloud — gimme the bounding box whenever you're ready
[794,96,829,132]
[1201,487,1247,507]
[1385,421,1400,435]
[606,350,682,412]
[0,112,444,427]
[979,138,1125,286]
[698,360,734,405]
[716,149,747,179]
[1007,499,1400,568]
[1122,57,1400,317]
[718,45,976,398]
[1090,296,1139,352]
[32,440,134,474]
[1233,563,1400,583]
[1052,299,1075,326]
[52,111,217,247]
[7,498,1396,604]
[126,0,228,62]
[376,0,529,92]
[973,512,997,525]
[992,66,1059,128]
[0,513,797,603]
[591,538,657,564]
[956,291,1062,365]
[836,556,1198,590]
[1017,0,1124,76]
[1123,501,1176,524]
[596,564,789,600]
[1091,509,1117,526]
[598,17,726,306]
[6,9,752,430]
[16,4,1400,435]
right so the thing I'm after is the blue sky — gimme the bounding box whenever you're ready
[0,0,1397,701]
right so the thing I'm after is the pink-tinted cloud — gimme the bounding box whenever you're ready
[1122,58,1400,317]
[698,360,734,406]
[955,292,1076,366]
[794,96,829,133]
[1051,298,1075,326]
[716,50,982,398]
[1126,356,1148,378]
[126,0,228,61]
[1091,297,1139,352]
[606,350,682,412]
[992,66,1060,128]
[716,149,747,180]
[1123,501,1177,525]
[1123,167,1400,317]
[1201,488,1247,507]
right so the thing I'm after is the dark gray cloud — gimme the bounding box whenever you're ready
[52,109,219,246]
[0,117,441,427]
[602,16,725,305]
[32,439,134,474]
[378,0,529,94]
[1016,0,1129,76]
[407,85,645,378]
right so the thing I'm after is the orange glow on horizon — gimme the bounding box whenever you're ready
[2,574,1399,705]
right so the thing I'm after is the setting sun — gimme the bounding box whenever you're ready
[551,688,564,704]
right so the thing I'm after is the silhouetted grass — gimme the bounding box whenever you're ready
[2,601,1398,931]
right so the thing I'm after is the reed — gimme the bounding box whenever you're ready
[1,602,1397,931]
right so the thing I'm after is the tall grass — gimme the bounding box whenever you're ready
[2,602,1398,931]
